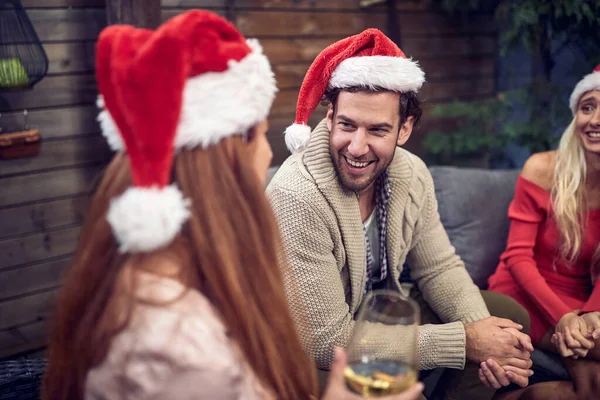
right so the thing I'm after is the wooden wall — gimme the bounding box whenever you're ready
[0,0,495,357]
[0,0,108,358]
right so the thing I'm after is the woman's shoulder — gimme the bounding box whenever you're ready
[86,274,251,398]
[133,274,229,348]
[521,151,556,192]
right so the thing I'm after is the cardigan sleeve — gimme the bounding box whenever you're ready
[503,177,573,326]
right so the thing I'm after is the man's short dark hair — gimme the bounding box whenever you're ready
[321,86,423,129]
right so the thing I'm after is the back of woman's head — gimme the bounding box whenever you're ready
[43,9,317,400]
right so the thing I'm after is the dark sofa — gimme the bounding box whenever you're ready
[430,166,570,385]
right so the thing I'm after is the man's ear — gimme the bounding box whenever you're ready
[397,116,414,146]
[326,104,334,132]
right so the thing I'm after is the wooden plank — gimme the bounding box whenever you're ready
[235,0,428,10]
[107,0,161,28]
[273,63,308,90]
[270,89,301,117]
[237,11,494,37]
[162,0,226,7]
[0,74,97,112]
[261,38,343,63]
[0,257,70,301]
[45,41,96,75]
[0,196,89,239]
[0,105,100,140]
[0,165,104,207]
[28,9,106,42]
[0,135,112,177]
[161,8,225,21]
[419,77,495,102]
[22,0,105,7]
[419,57,495,80]
[0,289,59,331]
[234,0,366,9]
[261,34,495,64]
[0,320,48,358]
[403,35,496,59]
[0,226,80,271]
[236,11,385,37]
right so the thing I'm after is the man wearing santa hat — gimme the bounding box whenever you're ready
[267,29,533,399]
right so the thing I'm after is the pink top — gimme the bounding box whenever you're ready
[85,273,273,400]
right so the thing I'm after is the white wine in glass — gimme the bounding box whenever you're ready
[344,290,419,397]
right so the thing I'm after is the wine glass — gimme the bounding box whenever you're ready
[344,290,420,397]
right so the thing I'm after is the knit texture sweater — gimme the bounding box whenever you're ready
[267,119,490,371]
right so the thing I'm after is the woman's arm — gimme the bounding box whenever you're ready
[580,282,600,314]
[504,215,573,326]
[503,154,575,328]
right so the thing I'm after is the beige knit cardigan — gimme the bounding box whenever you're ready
[267,119,490,371]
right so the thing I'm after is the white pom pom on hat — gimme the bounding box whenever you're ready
[284,123,312,154]
[107,186,191,253]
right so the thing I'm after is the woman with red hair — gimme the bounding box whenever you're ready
[41,9,423,400]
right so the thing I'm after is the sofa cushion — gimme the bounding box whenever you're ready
[429,166,520,289]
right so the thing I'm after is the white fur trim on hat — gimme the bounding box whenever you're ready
[107,185,191,253]
[329,56,425,92]
[570,71,600,115]
[97,39,276,151]
[284,123,312,153]
[175,39,276,148]
[96,96,124,151]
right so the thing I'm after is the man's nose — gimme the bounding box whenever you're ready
[347,129,369,158]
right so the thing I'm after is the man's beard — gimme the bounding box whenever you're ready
[330,149,390,193]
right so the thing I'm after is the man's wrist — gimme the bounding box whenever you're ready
[463,322,475,361]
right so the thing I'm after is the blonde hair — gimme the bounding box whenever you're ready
[552,118,600,281]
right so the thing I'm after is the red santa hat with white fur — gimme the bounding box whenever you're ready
[284,28,425,153]
[95,10,276,253]
[570,64,600,115]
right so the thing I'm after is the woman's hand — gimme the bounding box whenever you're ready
[478,359,532,389]
[580,312,600,340]
[322,348,424,400]
[554,312,594,358]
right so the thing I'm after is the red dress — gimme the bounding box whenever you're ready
[488,176,600,343]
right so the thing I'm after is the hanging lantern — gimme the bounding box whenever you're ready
[0,0,48,90]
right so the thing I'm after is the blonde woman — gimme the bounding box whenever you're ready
[488,65,600,396]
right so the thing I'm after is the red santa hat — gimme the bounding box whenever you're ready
[284,28,425,153]
[570,64,600,115]
[95,10,276,253]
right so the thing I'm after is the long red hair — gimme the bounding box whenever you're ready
[42,136,318,399]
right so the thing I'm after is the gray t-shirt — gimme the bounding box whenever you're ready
[363,209,380,280]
